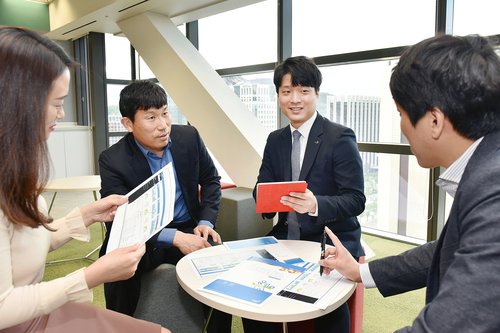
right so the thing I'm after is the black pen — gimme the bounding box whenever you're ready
[320,229,326,276]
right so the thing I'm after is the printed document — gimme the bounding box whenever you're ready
[277,261,347,309]
[200,256,347,309]
[106,163,176,253]
[201,257,306,306]
[190,237,304,277]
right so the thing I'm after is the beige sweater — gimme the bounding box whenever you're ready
[0,197,92,329]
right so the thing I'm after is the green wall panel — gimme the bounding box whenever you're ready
[0,0,49,32]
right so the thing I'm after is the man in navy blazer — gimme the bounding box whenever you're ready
[98,81,224,324]
[256,112,366,258]
[245,56,366,333]
[321,35,500,332]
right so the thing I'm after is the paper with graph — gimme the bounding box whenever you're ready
[199,256,346,309]
[201,257,305,306]
[106,163,175,253]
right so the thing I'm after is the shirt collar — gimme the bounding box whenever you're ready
[436,137,483,197]
[135,138,171,159]
[289,111,317,139]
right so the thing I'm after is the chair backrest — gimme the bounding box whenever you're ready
[347,256,365,333]
[215,187,273,241]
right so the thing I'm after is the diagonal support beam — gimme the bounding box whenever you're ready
[118,12,268,188]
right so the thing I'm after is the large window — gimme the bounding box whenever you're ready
[94,0,500,244]
[104,34,187,147]
[359,152,429,240]
[198,0,277,69]
[222,72,277,131]
[105,34,131,80]
[453,0,500,36]
[292,0,436,57]
[319,60,399,143]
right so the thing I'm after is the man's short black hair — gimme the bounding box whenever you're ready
[119,80,168,122]
[390,34,500,139]
[273,56,322,94]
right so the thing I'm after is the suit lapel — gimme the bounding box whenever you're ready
[459,131,500,182]
[425,221,448,303]
[279,128,293,181]
[300,115,323,180]
[125,133,153,186]
[168,126,183,176]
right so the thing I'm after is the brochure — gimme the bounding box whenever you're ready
[223,236,278,250]
[106,163,176,253]
[277,261,346,309]
[199,256,346,309]
[190,237,303,277]
[200,257,306,306]
[190,248,277,277]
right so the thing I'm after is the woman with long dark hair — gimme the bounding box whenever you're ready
[0,26,170,333]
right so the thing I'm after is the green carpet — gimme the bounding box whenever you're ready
[43,222,106,308]
[361,234,425,332]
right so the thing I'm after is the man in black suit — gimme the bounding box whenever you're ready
[320,34,500,332]
[98,80,229,331]
[244,56,366,333]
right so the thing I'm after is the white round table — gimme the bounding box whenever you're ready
[44,175,101,213]
[44,175,102,264]
[176,239,356,331]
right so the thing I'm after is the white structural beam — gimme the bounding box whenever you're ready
[46,0,264,41]
[118,12,268,188]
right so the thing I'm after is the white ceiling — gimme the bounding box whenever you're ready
[46,0,263,40]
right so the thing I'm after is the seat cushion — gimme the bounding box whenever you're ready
[134,263,205,332]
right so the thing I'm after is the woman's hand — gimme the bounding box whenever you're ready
[80,195,127,227]
[84,243,145,289]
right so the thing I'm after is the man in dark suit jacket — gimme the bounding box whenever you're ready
[244,56,366,333]
[256,114,365,257]
[320,35,500,332]
[98,81,226,328]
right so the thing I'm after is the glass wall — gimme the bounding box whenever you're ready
[106,83,127,146]
[292,0,436,57]
[222,72,277,131]
[198,0,277,69]
[358,152,429,240]
[104,34,187,147]
[319,60,398,143]
[105,34,131,80]
[453,0,500,36]
[96,0,500,243]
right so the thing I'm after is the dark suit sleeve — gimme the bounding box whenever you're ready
[99,150,134,198]
[315,129,365,224]
[372,143,500,332]
[194,130,221,224]
[253,133,278,220]
[369,241,435,297]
